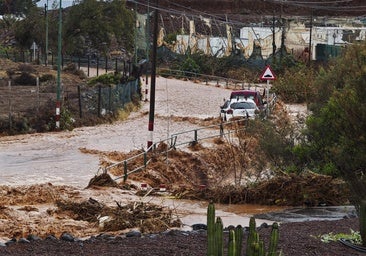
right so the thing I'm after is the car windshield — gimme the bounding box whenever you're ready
[232,95,255,101]
[230,101,256,109]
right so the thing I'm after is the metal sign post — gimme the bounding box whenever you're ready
[259,65,276,116]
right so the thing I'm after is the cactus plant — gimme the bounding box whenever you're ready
[207,201,216,256]
[228,229,237,256]
[268,222,279,255]
[216,217,224,256]
[246,217,257,256]
[234,225,243,256]
[206,203,280,256]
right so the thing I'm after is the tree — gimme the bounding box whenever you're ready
[63,0,134,56]
[297,41,366,209]
[0,0,38,15]
[13,6,44,51]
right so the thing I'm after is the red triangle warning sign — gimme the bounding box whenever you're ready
[260,66,276,80]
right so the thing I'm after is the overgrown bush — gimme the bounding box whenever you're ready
[88,73,122,86]
[18,63,35,73]
[180,56,201,77]
[271,63,317,103]
[13,72,37,85]
[39,73,55,83]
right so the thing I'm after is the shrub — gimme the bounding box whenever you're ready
[13,72,37,85]
[39,73,55,83]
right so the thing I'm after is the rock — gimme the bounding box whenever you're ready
[163,230,189,236]
[60,232,75,242]
[192,223,207,230]
[224,225,236,231]
[5,238,17,246]
[126,230,142,238]
[45,235,58,240]
[259,222,269,229]
[18,238,30,244]
[27,234,42,241]
[96,233,115,240]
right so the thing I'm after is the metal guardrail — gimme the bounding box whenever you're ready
[158,68,268,91]
[101,92,277,182]
[102,120,246,182]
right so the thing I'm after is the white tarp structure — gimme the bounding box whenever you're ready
[171,18,366,60]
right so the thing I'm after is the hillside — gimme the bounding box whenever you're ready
[132,0,366,19]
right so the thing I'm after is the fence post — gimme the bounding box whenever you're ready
[108,85,112,113]
[97,85,102,117]
[36,77,40,113]
[78,85,82,118]
[220,123,224,138]
[105,56,108,74]
[115,58,118,74]
[87,55,90,77]
[194,130,198,143]
[96,56,99,76]
[8,80,12,130]
[123,60,126,77]
[144,152,147,168]
[123,160,128,182]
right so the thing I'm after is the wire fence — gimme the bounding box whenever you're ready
[78,79,140,117]
[0,52,137,78]
[0,77,140,131]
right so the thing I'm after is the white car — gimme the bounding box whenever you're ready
[220,99,259,121]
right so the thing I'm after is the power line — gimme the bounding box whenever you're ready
[266,0,366,12]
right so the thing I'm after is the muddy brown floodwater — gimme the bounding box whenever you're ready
[0,76,359,256]
[0,77,296,243]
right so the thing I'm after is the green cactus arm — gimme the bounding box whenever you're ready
[215,217,224,256]
[207,202,216,256]
[235,225,243,256]
[228,229,237,256]
[268,222,279,256]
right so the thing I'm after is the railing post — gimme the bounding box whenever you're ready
[144,152,147,168]
[123,160,128,182]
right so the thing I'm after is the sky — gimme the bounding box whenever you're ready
[37,0,75,10]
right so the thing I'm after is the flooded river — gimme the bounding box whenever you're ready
[0,77,347,230]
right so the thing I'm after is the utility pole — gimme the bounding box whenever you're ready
[272,12,276,63]
[147,0,158,149]
[308,10,313,66]
[145,0,150,94]
[56,0,62,129]
[45,0,49,66]
[134,0,138,64]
